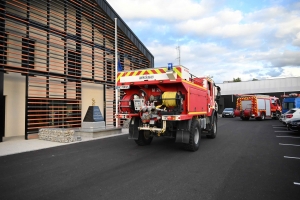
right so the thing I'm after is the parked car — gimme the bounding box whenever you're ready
[222,108,235,118]
[282,108,300,125]
[286,118,300,132]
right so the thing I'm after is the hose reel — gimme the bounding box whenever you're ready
[161,91,183,107]
[162,92,177,107]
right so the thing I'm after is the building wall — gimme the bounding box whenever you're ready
[220,91,300,112]
[218,77,300,95]
[3,72,25,137]
[0,0,154,138]
[218,77,300,110]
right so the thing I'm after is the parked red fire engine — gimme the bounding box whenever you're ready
[234,94,282,120]
[115,64,221,151]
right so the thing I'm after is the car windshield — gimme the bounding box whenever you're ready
[224,108,233,111]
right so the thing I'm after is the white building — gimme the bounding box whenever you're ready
[216,76,300,112]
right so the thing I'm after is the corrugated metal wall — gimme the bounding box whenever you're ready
[218,77,300,95]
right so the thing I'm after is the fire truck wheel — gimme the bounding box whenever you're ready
[276,111,281,120]
[135,130,153,146]
[261,113,265,120]
[184,118,200,152]
[207,115,217,139]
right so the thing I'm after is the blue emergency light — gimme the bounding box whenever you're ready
[168,63,173,71]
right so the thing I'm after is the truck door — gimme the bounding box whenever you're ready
[266,99,271,116]
[189,87,207,113]
[207,80,214,114]
[241,100,252,110]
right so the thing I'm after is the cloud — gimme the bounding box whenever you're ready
[108,0,216,21]
[245,5,300,45]
[249,50,300,68]
[293,32,300,46]
[107,0,300,83]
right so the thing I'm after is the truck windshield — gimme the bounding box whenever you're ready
[283,102,295,110]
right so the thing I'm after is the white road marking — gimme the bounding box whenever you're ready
[274,131,291,132]
[294,182,300,185]
[272,127,287,128]
[276,136,300,138]
[279,143,300,147]
[284,156,300,160]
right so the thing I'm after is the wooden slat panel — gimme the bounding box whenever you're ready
[1,0,152,133]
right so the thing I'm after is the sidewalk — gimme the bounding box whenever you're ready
[0,129,128,157]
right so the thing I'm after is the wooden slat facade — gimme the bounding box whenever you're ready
[0,0,153,138]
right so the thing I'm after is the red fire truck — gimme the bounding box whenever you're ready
[115,65,221,151]
[234,94,282,120]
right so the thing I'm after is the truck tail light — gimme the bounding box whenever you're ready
[286,114,293,118]
[166,116,180,120]
[167,116,176,120]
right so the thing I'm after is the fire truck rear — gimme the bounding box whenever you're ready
[234,95,281,120]
[115,65,221,151]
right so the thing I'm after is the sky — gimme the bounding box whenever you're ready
[106,0,300,83]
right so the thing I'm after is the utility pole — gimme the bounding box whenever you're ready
[176,46,180,65]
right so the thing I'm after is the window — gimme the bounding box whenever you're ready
[68,50,81,78]
[106,61,113,82]
[283,102,295,110]
[22,38,35,68]
[0,33,7,67]
[68,50,77,76]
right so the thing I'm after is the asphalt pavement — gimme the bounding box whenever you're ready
[0,118,299,200]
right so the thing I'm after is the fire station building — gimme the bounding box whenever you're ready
[218,77,300,112]
[0,0,154,141]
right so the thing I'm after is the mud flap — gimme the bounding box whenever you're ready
[128,117,139,139]
[175,120,192,144]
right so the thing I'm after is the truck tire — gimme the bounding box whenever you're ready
[276,111,281,120]
[261,113,265,120]
[184,118,200,152]
[135,130,153,146]
[241,117,249,121]
[257,112,265,121]
[207,115,217,139]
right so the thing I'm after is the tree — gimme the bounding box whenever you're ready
[233,77,241,82]
[252,78,258,81]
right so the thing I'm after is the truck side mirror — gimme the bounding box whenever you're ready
[215,86,221,100]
